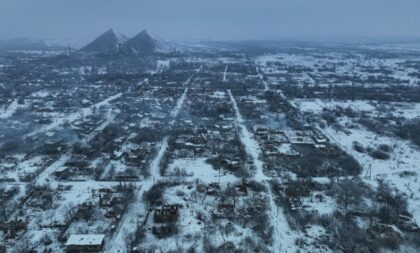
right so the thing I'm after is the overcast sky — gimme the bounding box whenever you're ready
[0,0,419,43]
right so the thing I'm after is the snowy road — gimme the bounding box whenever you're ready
[228,89,298,253]
[256,67,269,91]
[106,77,192,253]
[223,64,228,82]
[105,181,150,253]
[228,89,267,181]
[35,152,71,186]
[171,88,188,117]
[149,137,168,180]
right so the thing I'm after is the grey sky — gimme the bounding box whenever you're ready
[0,0,419,42]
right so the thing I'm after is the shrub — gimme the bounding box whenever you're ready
[378,144,391,153]
[394,119,420,147]
[353,141,365,153]
[143,182,167,205]
[370,150,390,160]
[337,155,363,175]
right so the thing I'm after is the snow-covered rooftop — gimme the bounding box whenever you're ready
[65,234,105,246]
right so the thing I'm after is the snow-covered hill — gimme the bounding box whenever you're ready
[80,29,127,54]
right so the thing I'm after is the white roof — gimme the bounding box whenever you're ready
[65,234,105,246]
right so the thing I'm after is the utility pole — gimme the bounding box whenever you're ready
[66,44,71,56]
[218,167,221,185]
[365,163,372,180]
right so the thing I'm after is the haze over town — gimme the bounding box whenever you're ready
[1,0,420,42]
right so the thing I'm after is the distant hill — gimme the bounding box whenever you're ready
[80,29,171,55]
[0,38,55,51]
[80,29,127,54]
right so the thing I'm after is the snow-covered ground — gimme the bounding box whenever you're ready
[291,99,376,113]
[323,124,420,224]
[290,97,420,227]
[166,157,236,184]
[151,59,171,74]
[256,52,420,88]
[0,99,27,119]
[292,98,420,120]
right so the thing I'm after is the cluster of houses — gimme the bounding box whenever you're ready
[254,125,329,152]
[253,125,331,172]
[58,187,132,252]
